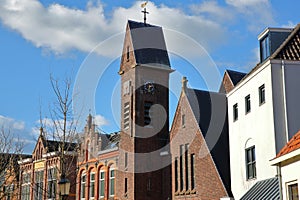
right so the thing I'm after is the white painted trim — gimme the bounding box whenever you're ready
[270,148,300,165]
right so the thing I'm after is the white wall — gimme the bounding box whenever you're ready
[227,60,278,199]
[280,159,300,200]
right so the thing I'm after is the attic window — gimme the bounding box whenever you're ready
[260,35,270,62]
[126,46,130,61]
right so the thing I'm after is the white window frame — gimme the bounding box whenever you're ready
[99,170,105,199]
[89,172,95,199]
[109,168,115,197]
[81,173,86,200]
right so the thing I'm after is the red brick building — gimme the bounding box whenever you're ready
[18,128,78,200]
[77,114,119,200]
[170,78,233,200]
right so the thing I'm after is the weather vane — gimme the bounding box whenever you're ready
[141,1,149,24]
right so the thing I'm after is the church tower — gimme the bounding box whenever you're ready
[118,20,173,200]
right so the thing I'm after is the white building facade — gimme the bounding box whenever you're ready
[227,26,300,199]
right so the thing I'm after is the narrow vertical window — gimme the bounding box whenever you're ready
[245,95,251,114]
[259,84,265,105]
[185,144,189,191]
[233,103,238,121]
[124,178,128,194]
[190,154,195,190]
[125,152,128,169]
[81,173,86,200]
[245,146,256,180]
[89,173,95,199]
[260,35,270,62]
[47,168,57,199]
[147,178,151,191]
[126,46,130,61]
[174,157,178,192]
[109,169,115,196]
[182,114,185,127]
[288,183,299,200]
[144,101,153,126]
[179,145,184,191]
[124,102,130,130]
[99,171,105,198]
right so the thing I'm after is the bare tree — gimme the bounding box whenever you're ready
[0,126,28,200]
[37,75,81,199]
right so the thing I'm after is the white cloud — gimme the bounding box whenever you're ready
[281,21,297,28]
[190,1,233,22]
[226,0,274,32]
[94,114,109,127]
[0,115,25,130]
[0,0,227,57]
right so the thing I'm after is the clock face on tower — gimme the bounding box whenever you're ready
[143,81,155,94]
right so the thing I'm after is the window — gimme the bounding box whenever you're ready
[147,178,151,191]
[179,145,184,191]
[81,173,86,200]
[233,103,238,121]
[124,102,130,130]
[144,102,153,126]
[99,171,105,198]
[89,173,95,199]
[47,168,57,199]
[5,184,14,200]
[124,178,128,194]
[259,84,265,105]
[174,157,178,192]
[260,35,270,62]
[182,114,185,127]
[109,169,115,196]
[190,154,195,190]
[21,173,31,200]
[245,95,251,114]
[288,183,299,200]
[34,170,44,200]
[126,46,130,61]
[125,152,128,169]
[185,144,189,191]
[245,146,256,180]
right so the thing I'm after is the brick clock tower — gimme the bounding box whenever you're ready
[118,20,173,200]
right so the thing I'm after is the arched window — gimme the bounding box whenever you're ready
[109,168,115,197]
[98,168,105,199]
[89,172,95,199]
[80,172,86,200]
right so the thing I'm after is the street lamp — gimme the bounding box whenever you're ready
[58,175,70,199]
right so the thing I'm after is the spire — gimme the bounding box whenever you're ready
[141,1,149,24]
[182,76,188,93]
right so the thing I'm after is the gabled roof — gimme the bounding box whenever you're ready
[185,88,232,197]
[240,177,280,200]
[226,69,247,86]
[43,139,78,152]
[271,23,300,60]
[276,130,300,158]
[127,20,171,67]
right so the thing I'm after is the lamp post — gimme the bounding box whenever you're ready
[58,174,70,200]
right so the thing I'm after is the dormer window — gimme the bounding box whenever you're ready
[260,35,270,62]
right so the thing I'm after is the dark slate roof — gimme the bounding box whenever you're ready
[240,177,280,200]
[226,69,247,86]
[128,20,171,67]
[185,88,232,197]
[42,138,78,152]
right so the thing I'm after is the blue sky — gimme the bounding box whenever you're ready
[0,0,300,153]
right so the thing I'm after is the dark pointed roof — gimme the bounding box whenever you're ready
[226,69,247,86]
[185,88,232,197]
[127,20,171,67]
